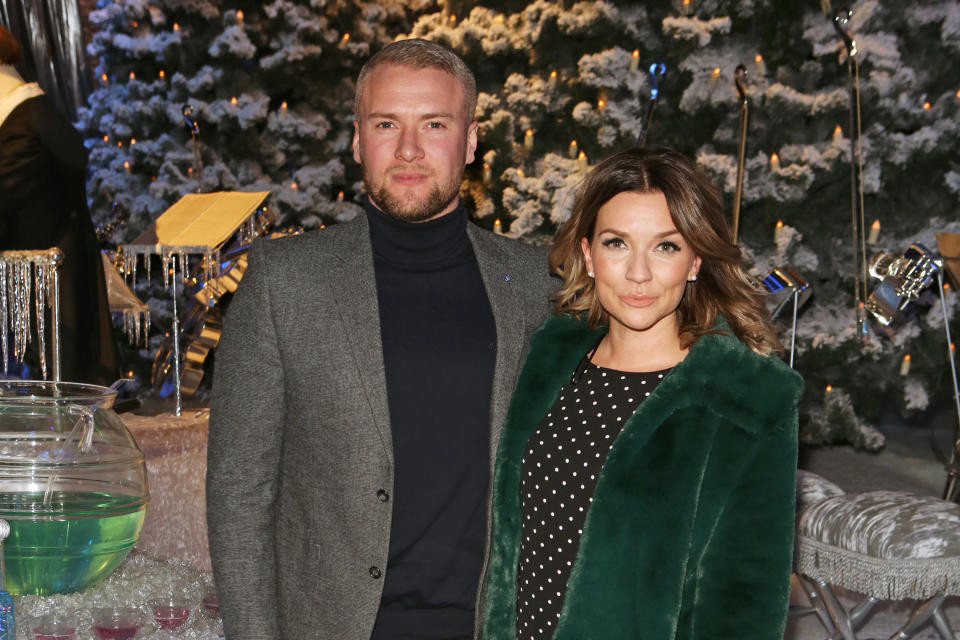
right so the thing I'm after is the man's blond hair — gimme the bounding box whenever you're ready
[354,38,477,123]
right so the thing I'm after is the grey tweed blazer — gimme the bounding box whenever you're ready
[207,212,555,640]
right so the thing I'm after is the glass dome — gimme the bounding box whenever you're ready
[0,380,149,595]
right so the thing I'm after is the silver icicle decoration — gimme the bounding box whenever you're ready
[35,259,47,380]
[121,308,149,347]
[0,248,63,380]
[179,250,187,285]
[0,261,6,374]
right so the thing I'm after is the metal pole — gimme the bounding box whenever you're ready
[938,270,960,502]
[50,248,62,382]
[638,63,666,148]
[790,289,800,369]
[731,64,749,243]
[833,7,868,344]
[171,255,182,417]
[182,104,203,193]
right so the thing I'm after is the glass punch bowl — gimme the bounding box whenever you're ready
[0,380,149,595]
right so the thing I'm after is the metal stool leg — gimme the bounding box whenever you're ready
[888,594,948,640]
[829,596,878,640]
[931,605,956,640]
[814,577,859,640]
[796,574,837,635]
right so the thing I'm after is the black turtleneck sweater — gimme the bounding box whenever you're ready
[366,200,497,640]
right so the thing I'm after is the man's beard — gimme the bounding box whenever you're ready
[365,168,462,223]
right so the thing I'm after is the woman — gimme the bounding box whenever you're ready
[0,25,118,384]
[482,147,802,640]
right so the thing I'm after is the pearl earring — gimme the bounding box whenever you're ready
[689,274,697,282]
[587,271,594,278]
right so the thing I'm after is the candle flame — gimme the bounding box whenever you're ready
[450,14,456,22]
[123,161,130,169]
[236,10,244,21]
[131,21,138,28]
[495,14,504,23]
[923,101,931,110]
[127,370,134,377]
[578,151,586,159]
[337,191,344,199]
[597,98,605,109]
[570,140,577,147]
[129,72,135,80]
[632,49,639,59]
[159,70,165,78]
[130,138,136,145]
[291,182,298,190]
[103,135,109,142]
[117,141,123,147]
[770,152,779,164]
[682,0,691,5]
[825,384,833,392]
[943,283,951,291]
[281,101,288,109]
[776,220,783,229]
[903,354,911,362]
[754,54,763,63]
[101,73,108,82]
[871,219,880,230]
[173,23,179,31]
[342,33,350,42]
[231,96,238,105]
[525,129,533,136]
[550,70,557,79]
[833,125,842,136]
[517,168,525,178]
[711,67,721,77]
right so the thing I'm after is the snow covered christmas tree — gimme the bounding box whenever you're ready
[79,0,960,450]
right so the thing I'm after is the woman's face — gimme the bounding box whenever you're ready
[580,190,700,339]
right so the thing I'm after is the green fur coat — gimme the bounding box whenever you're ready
[481,313,803,640]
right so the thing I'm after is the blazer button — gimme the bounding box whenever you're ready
[376,489,389,502]
[369,566,382,579]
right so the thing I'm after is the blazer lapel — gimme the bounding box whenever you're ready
[467,226,526,468]
[324,215,393,463]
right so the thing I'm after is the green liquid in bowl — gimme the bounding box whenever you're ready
[0,491,146,595]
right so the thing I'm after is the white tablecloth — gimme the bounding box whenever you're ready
[126,411,211,570]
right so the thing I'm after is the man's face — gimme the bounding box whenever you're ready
[353,63,478,222]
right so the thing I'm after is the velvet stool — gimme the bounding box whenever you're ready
[793,470,960,640]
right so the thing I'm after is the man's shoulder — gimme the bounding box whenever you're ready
[467,223,549,271]
[253,217,365,263]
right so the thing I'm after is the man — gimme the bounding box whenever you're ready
[207,39,555,639]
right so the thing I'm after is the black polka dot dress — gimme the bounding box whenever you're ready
[515,360,669,640]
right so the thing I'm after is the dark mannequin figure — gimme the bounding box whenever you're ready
[0,25,118,385]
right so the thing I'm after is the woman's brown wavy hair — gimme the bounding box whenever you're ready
[549,147,782,355]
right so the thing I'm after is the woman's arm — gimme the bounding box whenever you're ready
[677,418,798,640]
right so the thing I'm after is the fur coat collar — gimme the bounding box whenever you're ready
[482,313,803,640]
